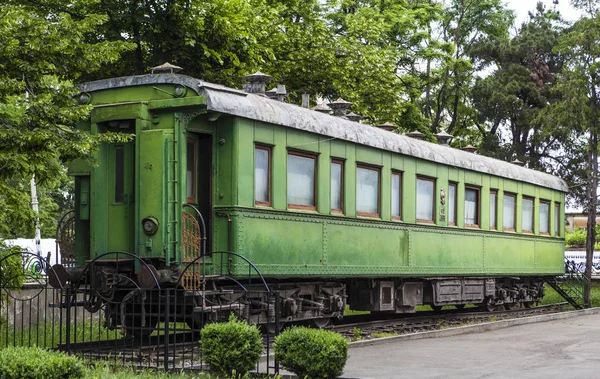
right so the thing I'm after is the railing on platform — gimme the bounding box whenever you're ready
[0,250,280,375]
[546,259,587,310]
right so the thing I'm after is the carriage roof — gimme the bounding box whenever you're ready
[81,73,568,192]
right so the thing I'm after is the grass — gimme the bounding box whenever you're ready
[371,331,397,338]
[343,305,369,316]
[0,321,120,349]
[84,365,211,379]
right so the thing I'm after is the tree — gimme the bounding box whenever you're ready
[471,4,565,168]
[545,5,600,306]
[0,2,133,239]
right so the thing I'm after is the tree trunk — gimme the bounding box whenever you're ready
[584,130,597,308]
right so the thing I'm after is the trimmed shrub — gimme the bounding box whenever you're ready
[200,314,263,378]
[274,326,348,379]
[0,346,84,379]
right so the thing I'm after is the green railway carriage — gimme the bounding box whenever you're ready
[54,68,566,331]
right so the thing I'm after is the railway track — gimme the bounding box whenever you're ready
[60,303,569,368]
[333,303,570,339]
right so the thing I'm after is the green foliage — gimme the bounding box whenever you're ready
[0,242,25,310]
[351,327,363,342]
[200,315,263,378]
[274,326,348,379]
[566,228,587,247]
[0,347,84,379]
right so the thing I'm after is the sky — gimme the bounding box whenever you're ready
[506,0,583,26]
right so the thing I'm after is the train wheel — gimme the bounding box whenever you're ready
[504,302,514,310]
[431,305,443,312]
[483,298,496,312]
[523,301,534,308]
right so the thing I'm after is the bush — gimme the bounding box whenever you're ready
[274,326,348,379]
[0,346,84,379]
[200,314,263,378]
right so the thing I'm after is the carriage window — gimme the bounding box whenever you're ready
[186,139,197,203]
[356,165,380,217]
[465,187,480,227]
[540,201,550,234]
[115,146,124,203]
[331,160,344,213]
[255,146,271,205]
[391,172,402,219]
[448,183,457,225]
[503,193,516,231]
[288,152,316,209]
[522,197,534,233]
[490,190,497,230]
[555,203,560,236]
[416,177,435,222]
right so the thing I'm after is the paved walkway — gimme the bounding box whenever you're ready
[343,312,600,378]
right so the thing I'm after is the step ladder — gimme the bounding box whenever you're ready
[546,259,587,309]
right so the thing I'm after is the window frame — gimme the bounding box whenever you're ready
[186,138,197,204]
[464,186,481,228]
[539,199,551,235]
[356,164,381,218]
[416,176,436,223]
[331,159,344,214]
[522,196,535,234]
[391,171,402,220]
[287,150,318,211]
[254,144,272,207]
[503,192,517,232]
[555,202,561,236]
[490,190,498,230]
[448,182,457,226]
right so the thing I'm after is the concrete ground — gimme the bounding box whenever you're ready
[342,310,600,379]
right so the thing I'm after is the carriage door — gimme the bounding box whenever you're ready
[185,133,212,251]
[107,141,136,253]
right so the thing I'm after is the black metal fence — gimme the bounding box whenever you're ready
[0,251,280,375]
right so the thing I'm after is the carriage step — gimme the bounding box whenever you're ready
[185,289,236,296]
[194,303,242,313]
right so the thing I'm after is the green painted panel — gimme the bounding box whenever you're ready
[522,183,535,197]
[241,217,323,265]
[356,146,382,166]
[535,239,565,268]
[436,166,449,225]
[448,167,459,182]
[403,159,416,223]
[464,171,482,186]
[287,129,320,153]
[331,140,346,159]
[327,224,408,266]
[91,103,149,124]
[216,121,233,206]
[391,154,404,171]
[411,230,484,267]
[345,145,357,217]
[504,180,518,193]
[380,153,392,220]
[317,141,330,213]
[484,236,535,269]
[139,130,165,257]
[416,160,437,177]
[237,119,254,207]
[490,176,499,189]
[254,122,275,144]
[272,128,287,210]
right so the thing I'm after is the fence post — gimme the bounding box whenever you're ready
[274,290,280,374]
[163,289,170,371]
[65,286,71,352]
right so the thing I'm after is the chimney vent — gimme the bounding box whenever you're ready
[328,98,353,118]
[405,131,425,140]
[347,112,363,122]
[434,131,453,146]
[276,84,287,102]
[377,122,397,132]
[152,62,183,74]
[301,93,310,108]
[511,159,525,166]
[461,145,477,153]
[242,72,272,95]
[265,87,277,99]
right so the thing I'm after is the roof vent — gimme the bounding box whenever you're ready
[311,97,332,114]
[347,112,363,122]
[434,131,453,146]
[243,72,272,95]
[405,131,425,140]
[276,84,287,102]
[461,145,478,153]
[328,98,352,118]
[151,62,183,74]
[511,159,525,166]
[265,87,277,99]
[377,122,397,132]
[301,93,310,108]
